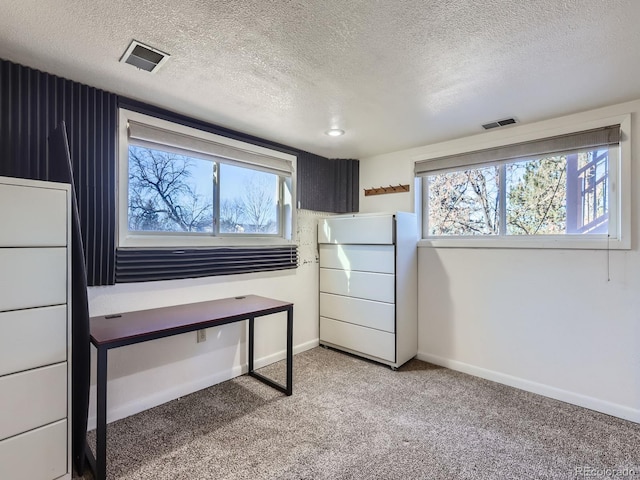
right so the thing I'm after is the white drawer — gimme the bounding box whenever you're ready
[320,268,395,303]
[320,292,395,333]
[318,215,394,244]
[320,317,395,362]
[0,248,67,311]
[0,419,68,480]
[319,244,395,274]
[0,182,68,247]
[0,305,67,377]
[0,363,67,441]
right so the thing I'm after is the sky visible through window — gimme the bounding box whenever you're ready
[127,145,279,234]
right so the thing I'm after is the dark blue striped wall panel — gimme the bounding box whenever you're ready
[0,59,117,286]
[297,151,359,213]
[116,246,298,283]
[335,157,359,213]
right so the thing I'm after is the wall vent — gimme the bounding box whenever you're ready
[482,118,517,130]
[120,40,170,73]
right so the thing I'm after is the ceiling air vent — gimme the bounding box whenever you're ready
[482,118,517,130]
[120,40,170,73]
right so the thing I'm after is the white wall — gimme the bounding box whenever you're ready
[359,100,640,423]
[86,209,323,429]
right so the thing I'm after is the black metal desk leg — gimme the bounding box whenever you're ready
[248,316,255,373]
[286,306,293,396]
[246,309,293,395]
[96,346,108,480]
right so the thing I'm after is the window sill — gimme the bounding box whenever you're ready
[418,235,629,250]
[119,234,293,249]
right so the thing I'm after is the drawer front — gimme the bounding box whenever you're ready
[0,419,68,480]
[319,244,395,274]
[320,293,395,333]
[0,305,67,377]
[320,268,395,303]
[0,248,67,311]
[0,183,68,247]
[0,363,67,441]
[320,317,395,362]
[318,215,394,244]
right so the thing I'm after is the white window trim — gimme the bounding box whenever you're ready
[118,109,297,248]
[417,113,631,250]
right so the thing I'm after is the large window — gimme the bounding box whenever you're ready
[416,120,630,249]
[119,109,296,248]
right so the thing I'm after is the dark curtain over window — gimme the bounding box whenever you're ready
[0,59,359,285]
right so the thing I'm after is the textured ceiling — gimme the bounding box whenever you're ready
[1,0,639,159]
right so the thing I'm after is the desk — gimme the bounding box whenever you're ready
[85,294,293,480]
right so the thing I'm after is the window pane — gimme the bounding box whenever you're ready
[505,149,608,235]
[219,163,279,234]
[427,166,500,235]
[506,156,567,235]
[574,149,609,234]
[128,145,214,233]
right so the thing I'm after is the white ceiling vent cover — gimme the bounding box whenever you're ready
[482,118,517,130]
[120,40,170,73]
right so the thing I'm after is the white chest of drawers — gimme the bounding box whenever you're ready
[318,212,417,369]
[0,176,71,480]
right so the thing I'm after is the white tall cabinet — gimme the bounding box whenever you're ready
[0,176,72,480]
[318,212,417,369]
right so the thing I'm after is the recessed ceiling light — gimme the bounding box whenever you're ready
[325,128,345,137]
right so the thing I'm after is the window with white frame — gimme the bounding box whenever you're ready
[416,120,630,249]
[118,109,296,248]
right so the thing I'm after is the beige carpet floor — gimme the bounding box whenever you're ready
[76,347,640,479]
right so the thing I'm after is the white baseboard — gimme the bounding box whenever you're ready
[417,351,640,424]
[87,338,320,430]
[87,365,245,430]
[253,338,319,369]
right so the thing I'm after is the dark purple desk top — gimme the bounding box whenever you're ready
[90,294,292,346]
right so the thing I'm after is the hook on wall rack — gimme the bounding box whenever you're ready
[364,184,410,196]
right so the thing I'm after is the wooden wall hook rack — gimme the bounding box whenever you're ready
[364,184,410,196]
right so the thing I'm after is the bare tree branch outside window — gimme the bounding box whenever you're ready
[428,166,500,235]
[128,146,213,232]
[128,146,280,235]
[426,149,608,237]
